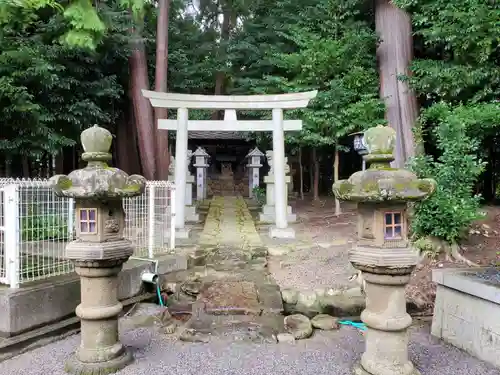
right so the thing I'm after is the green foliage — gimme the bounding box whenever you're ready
[252,186,266,206]
[62,0,106,49]
[229,0,385,148]
[0,2,131,161]
[393,0,500,244]
[21,213,68,241]
[410,102,497,243]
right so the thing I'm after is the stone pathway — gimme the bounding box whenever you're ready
[157,196,284,343]
[199,196,263,248]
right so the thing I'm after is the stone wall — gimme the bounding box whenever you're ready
[207,177,249,197]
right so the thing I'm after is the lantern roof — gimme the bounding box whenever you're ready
[246,147,264,158]
[333,125,436,202]
[50,125,146,200]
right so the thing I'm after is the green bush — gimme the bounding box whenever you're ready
[21,214,68,241]
[252,186,266,206]
[411,103,488,244]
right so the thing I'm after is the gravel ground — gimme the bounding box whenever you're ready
[1,323,499,375]
[266,204,358,292]
[267,243,357,291]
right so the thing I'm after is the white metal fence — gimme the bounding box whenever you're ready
[0,178,176,288]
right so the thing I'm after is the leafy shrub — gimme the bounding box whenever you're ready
[252,186,266,206]
[410,103,488,243]
[21,214,68,241]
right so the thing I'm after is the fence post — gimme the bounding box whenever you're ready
[4,184,20,288]
[67,198,74,240]
[169,187,176,250]
[147,184,155,259]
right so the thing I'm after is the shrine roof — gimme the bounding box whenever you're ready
[188,131,246,139]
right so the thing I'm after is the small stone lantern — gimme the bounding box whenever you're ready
[193,146,210,201]
[50,125,146,375]
[352,131,368,170]
[246,147,264,199]
[332,125,436,375]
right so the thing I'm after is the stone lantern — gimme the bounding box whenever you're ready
[352,131,368,171]
[193,146,210,201]
[50,125,146,375]
[332,125,436,375]
[246,147,264,199]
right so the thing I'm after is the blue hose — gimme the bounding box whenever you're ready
[338,320,367,331]
[156,284,164,307]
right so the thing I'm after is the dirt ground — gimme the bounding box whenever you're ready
[288,196,500,315]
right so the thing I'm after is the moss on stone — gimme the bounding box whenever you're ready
[122,183,142,193]
[58,177,73,190]
[334,181,354,195]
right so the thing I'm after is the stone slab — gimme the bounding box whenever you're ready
[199,281,261,316]
[269,226,296,239]
[185,206,200,223]
[432,267,500,304]
[256,283,284,315]
[181,314,281,344]
[432,268,500,369]
[259,212,297,224]
[175,228,191,239]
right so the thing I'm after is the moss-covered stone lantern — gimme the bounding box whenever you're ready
[332,125,436,375]
[50,125,146,375]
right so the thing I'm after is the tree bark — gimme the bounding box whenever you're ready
[309,151,314,194]
[312,147,320,201]
[334,146,341,215]
[154,0,170,180]
[21,156,30,177]
[129,37,156,180]
[116,109,142,174]
[298,146,304,200]
[211,5,232,120]
[375,0,419,168]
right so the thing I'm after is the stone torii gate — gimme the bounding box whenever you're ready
[142,90,317,239]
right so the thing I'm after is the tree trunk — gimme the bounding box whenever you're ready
[211,6,232,120]
[154,0,170,180]
[312,148,320,201]
[298,146,304,200]
[129,37,156,180]
[309,151,314,194]
[21,156,30,177]
[334,146,341,215]
[375,0,419,168]
[116,108,142,174]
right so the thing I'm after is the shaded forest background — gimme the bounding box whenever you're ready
[0,0,499,251]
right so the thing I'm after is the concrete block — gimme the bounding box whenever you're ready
[185,206,200,223]
[259,205,296,223]
[175,228,191,239]
[0,254,187,338]
[269,227,295,239]
[431,268,500,369]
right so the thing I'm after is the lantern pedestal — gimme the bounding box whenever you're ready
[66,261,133,375]
[352,271,421,375]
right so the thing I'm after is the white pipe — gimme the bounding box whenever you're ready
[141,271,159,284]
